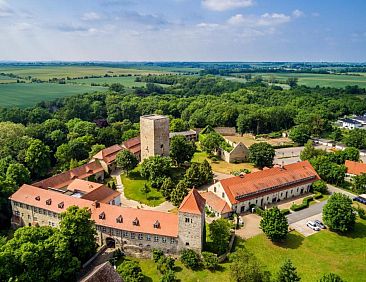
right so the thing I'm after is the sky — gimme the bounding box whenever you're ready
[0,0,365,62]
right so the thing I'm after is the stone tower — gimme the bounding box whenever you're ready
[140,114,170,162]
[178,189,206,252]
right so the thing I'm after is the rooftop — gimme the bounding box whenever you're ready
[179,189,206,215]
[169,130,197,138]
[92,145,123,164]
[345,160,366,176]
[220,160,319,204]
[200,191,231,214]
[140,114,168,121]
[341,118,361,125]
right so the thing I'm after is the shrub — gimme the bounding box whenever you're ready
[202,252,219,270]
[152,249,164,263]
[355,205,366,220]
[290,196,315,211]
[280,209,291,215]
[255,206,265,216]
[312,180,328,194]
[314,192,323,199]
[260,207,289,242]
[117,260,144,282]
[180,249,200,269]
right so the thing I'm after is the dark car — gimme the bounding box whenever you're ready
[353,197,366,204]
[314,219,326,229]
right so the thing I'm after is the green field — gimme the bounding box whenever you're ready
[256,72,366,88]
[0,83,105,107]
[0,66,168,80]
[68,76,148,87]
[121,218,366,281]
[0,74,17,84]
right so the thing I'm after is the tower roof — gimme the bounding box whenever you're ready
[179,189,206,215]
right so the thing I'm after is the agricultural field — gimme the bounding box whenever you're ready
[256,72,366,88]
[0,65,169,80]
[68,76,147,87]
[0,83,105,107]
[0,74,17,84]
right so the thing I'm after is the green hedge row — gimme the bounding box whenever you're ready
[255,206,290,216]
[290,196,315,211]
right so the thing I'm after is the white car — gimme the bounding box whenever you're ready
[306,221,320,231]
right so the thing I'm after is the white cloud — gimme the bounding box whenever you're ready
[292,9,304,18]
[202,0,254,11]
[0,0,13,17]
[228,12,291,27]
[196,22,220,29]
[81,12,101,21]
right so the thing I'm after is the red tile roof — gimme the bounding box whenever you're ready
[122,137,141,154]
[200,191,231,214]
[179,189,206,215]
[220,161,320,205]
[33,161,105,189]
[81,186,121,204]
[93,145,123,164]
[10,184,178,237]
[67,179,104,193]
[345,160,366,176]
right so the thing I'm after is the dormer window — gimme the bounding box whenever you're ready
[133,217,139,226]
[46,199,52,205]
[99,212,105,220]
[58,202,64,209]
[35,196,40,201]
[116,215,123,223]
[153,220,160,229]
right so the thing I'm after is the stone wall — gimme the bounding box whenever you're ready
[178,211,204,253]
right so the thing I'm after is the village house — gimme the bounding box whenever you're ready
[206,161,320,217]
[339,118,362,129]
[345,160,366,181]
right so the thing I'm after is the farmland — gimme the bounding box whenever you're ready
[0,83,105,107]
[68,76,148,87]
[254,72,366,88]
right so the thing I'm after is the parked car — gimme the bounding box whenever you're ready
[314,219,326,229]
[306,221,320,231]
[353,197,366,204]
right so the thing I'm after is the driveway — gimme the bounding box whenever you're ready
[236,213,263,239]
[327,184,356,199]
[290,213,324,237]
[286,201,327,224]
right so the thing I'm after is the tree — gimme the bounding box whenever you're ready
[276,259,301,282]
[323,193,356,232]
[200,132,224,153]
[310,156,346,185]
[180,249,200,269]
[289,125,311,145]
[140,156,172,181]
[344,128,366,149]
[141,183,151,199]
[170,135,196,165]
[286,77,298,88]
[202,252,219,270]
[89,144,106,159]
[249,142,275,169]
[116,150,139,176]
[152,249,165,263]
[352,173,366,194]
[230,248,271,282]
[117,260,144,282]
[311,180,328,194]
[184,162,204,188]
[170,180,188,206]
[25,139,51,178]
[342,147,360,162]
[109,83,125,93]
[59,206,97,262]
[160,269,176,282]
[329,127,343,142]
[260,207,289,242]
[199,159,213,184]
[209,218,232,255]
[318,273,344,282]
[6,163,31,186]
[161,177,175,200]
[300,140,326,161]
[170,118,188,132]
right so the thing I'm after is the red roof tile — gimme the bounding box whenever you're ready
[67,179,104,193]
[220,161,320,205]
[179,189,206,215]
[122,137,141,155]
[345,160,366,176]
[93,145,123,164]
[33,161,105,189]
[200,191,231,214]
[81,186,121,204]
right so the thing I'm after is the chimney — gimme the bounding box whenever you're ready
[281,161,285,169]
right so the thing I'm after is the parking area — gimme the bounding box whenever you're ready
[236,213,263,239]
[290,213,324,237]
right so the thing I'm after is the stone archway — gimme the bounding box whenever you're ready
[106,237,116,248]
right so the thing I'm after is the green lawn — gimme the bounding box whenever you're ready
[0,83,105,107]
[121,169,165,207]
[118,218,366,281]
[245,219,366,282]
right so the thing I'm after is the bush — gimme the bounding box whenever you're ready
[280,209,291,215]
[314,192,323,199]
[117,260,144,282]
[260,207,289,242]
[152,249,164,263]
[202,252,219,270]
[312,180,328,194]
[290,196,315,211]
[355,205,366,220]
[255,206,265,216]
[180,249,200,269]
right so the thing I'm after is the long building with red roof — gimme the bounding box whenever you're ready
[208,160,320,216]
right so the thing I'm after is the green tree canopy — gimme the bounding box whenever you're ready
[352,173,366,194]
[140,156,172,181]
[300,140,326,161]
[170,135,196,165]
[180,249,200,269]
[116,150,139,175]
[170,118,188,132]
[170,180,188,206]
[249,142,275,169]
[200,132,224,153]
[318,273,345,282]
[276,259,301,282]
[209,218,232,255]
[6,163,31,186]
[323,193,356,232]
[25,139,51,178]
[117,260,144,282]
[260,207,289,242]
[289,125,311,145]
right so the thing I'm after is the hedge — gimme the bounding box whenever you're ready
[280,209,291,215]
[313,192,323,199]
[290,196,315,211]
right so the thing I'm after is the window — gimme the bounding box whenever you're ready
[15,211,20,216]
[170,238,176,244]
[48,211,52,216]
[102,227,106,232]
[162,237,167,243]
[133,218,139,226]
[185,242,189,246]
[116,230,121,236]
[33,216,37,221]
[138,233,143,240]
[153,220,160,228]
[214,187,216,192]
[154,236,159,242]
[131,233,135,239]
[185,217,190,223]
[222,192,225,198]
[146,235,151,241]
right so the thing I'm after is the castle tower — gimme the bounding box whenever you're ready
[178,189,206,252]
[140,114,170,161]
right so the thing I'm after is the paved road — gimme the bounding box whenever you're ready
[327,184,357,199]
[287,200,327,224]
